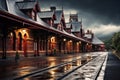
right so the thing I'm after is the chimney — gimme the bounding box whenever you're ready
[50,6,56,11]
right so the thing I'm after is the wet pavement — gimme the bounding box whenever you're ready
[104,52,120,80]
[15,52,101,80]
[0,53,82,80]
[62,52,107,80]
[0,52,110,80]
[24,58,82,80]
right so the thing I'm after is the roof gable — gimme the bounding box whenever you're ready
[16,1,36,9]
[6,0,29,18]
[16,1,40,12]
[38,11,55,19]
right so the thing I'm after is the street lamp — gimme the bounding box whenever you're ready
[63,38,66,41]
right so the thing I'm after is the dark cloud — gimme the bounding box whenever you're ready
[38,0,120,39]
[38,0,120,25]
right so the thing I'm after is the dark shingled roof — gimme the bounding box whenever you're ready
[16,1,36,10]
[38,11,54,19]
[1,0,49,27]
[5,0,30,19]
[0,0,88,42]
[92,36,104,44]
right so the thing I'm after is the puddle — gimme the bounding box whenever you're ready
[63,52,107,80]
[23,53,99,80]
[26,59,82,80]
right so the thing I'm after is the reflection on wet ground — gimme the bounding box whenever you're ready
[23,52,106,80]
[0,52,103,80]
[63,52,107,80]
[25,56,91,80]
[4,56,82,80]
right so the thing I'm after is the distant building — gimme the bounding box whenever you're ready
[84,30,105,51]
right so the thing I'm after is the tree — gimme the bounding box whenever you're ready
[112,32,120,52]
[104,31,120,52]
[104,39,112,50]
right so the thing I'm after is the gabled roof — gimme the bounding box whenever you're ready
[38,11,54,19]
[71,22,81,32]
[6,0,30,19]
[1,0,49,27]
[0,0,91,43]
[63,30,85,42]
[54,10,62,24]
[16,1,37,10]
[92,36,104,45]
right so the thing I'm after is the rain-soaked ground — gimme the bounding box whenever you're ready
[0,52,107,80]
[63,52,107,80]
[0,54,82,80]
[22,52,107,80]
[23,57,82,80]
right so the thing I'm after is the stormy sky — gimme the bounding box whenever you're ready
[38,0,120,40]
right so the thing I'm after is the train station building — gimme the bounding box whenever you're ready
[0,0,105,59]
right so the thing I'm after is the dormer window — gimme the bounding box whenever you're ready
[16,0,40,20]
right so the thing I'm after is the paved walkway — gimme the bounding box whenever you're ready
[63,52,107,80]
[0,53,82,80]
[104,52,120,80]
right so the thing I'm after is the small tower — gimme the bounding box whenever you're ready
[50,6,56,11]
[69,13,78,22]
